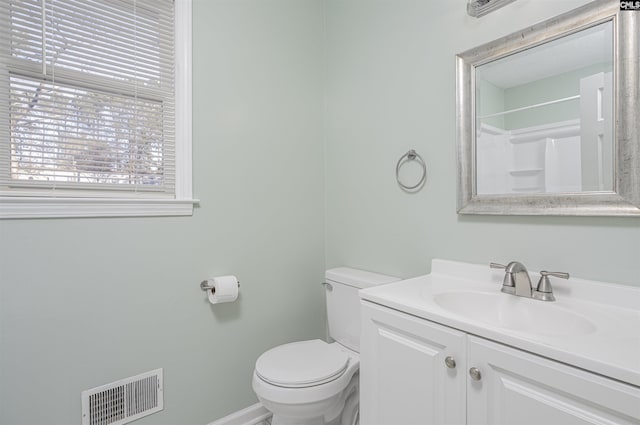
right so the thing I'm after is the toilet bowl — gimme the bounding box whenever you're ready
[252,268,400,425]
[252,339,360,425]
[252,340,359,425]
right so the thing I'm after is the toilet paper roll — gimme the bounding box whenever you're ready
[206,275,239,305]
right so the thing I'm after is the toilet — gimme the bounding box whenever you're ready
[252,268,399,425]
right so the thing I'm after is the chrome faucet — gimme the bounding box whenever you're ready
[490,261,569,302]
[491,261,532,297]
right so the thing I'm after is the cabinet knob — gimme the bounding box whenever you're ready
[469,367,482,381]
[444,356,456,369]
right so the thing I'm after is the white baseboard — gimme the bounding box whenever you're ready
[208,403,272,425]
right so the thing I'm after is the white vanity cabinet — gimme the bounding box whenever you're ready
[360,302,466,425]
[467,335,640,425]
[361,301,640,425]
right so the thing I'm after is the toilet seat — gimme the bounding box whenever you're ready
[255,340,349,388]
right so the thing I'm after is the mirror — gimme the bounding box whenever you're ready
[456,0,640,216]
[476,22,613,195]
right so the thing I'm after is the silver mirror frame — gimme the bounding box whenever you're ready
[456,0,640,216]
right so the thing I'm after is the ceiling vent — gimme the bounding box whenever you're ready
[81,369,163,425]
[467,0,517,17]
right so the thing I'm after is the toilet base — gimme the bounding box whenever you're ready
[259,375,358,425]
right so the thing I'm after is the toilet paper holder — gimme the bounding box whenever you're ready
[200,280,240,291]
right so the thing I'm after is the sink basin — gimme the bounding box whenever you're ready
[433,291,597,337]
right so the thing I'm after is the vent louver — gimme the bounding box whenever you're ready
[81,369,163,425]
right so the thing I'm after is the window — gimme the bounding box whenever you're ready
[0,0,194,218]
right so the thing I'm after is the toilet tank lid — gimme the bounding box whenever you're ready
[325,267,400,289]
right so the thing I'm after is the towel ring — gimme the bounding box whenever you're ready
[396,149,427,191]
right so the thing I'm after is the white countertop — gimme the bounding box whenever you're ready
[359,259,640,387]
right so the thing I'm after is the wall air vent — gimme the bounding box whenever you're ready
[81,369,163,425]
[467,0,517,17]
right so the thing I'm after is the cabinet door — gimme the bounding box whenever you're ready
[360,302,466,425]
[467,335,640,425]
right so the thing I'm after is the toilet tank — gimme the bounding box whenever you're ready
[325,267,400,352]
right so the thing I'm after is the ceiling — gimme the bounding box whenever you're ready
[477,21,613,89]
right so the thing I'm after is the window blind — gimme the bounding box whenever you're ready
[0,0,175,196]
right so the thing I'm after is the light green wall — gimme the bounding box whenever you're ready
[0,1,325,424]
[503,63,612,130]
[477,79,505,129]
[324,0,640,285]
[477,64,611,131]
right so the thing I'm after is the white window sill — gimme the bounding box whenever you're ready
[0,197,199,219]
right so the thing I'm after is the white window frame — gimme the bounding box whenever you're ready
[0,0,196,219]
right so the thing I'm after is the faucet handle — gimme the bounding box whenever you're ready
[540,271,570,280]
[489,262,515,294]
[533,270,569,302]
